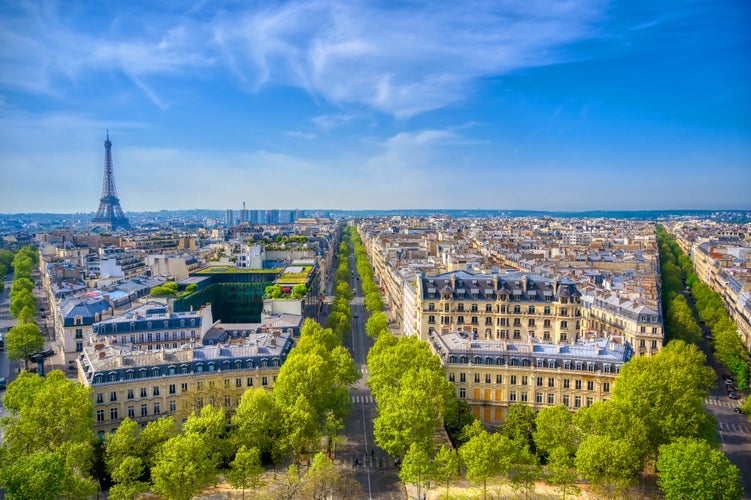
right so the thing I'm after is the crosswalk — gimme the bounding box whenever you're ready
[718,421,750,434]
[352,395,375,404]
[705,398,737,409]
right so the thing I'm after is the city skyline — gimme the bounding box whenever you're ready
[0,0,749,213]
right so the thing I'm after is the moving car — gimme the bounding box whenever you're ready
[734,407,745,414]
[728,392,739,400]
[0,377,6,390]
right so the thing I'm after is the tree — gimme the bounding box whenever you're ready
[265,464,303,500]
[373,370,454,458]
[0,371,97,499]
[656,438,742,500]
[9,291,36,320]
[323,410,344,459]
[511,446,542,500]
[104,418,141,475]
[546,446,580,500]
[17,304,36,325]
[0,249,14,270]
[12,255,33,279]
[138,417,179,470]
[365,311,389,338]
[459,423,514,500]
[1,371,94,454]
[612,340,716,458]
[226,446,264,500]
[182,404,233,468]
[501,404,537,451]
[6,323,45,370]
[575,434,643,498]
[108,456,149,500]
[151,434,218,500]
[533,404,579,459]
[10,277,33,296]
[364,292,384,312]
[302,451,362,500]
[431,446,460,500]
[399,443,433,500]
[0,449,67,500]
[292,283,307,297]
[232,388,283,458]
[280,395,320,460]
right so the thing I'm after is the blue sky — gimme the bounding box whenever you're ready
[0,0,749,213]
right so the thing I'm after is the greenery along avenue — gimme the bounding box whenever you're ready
[4,246,45,371]
[354,224,740,499]
[0,233,744,499]
[657,226,750,389]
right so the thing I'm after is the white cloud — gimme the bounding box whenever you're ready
[0,0,606,117]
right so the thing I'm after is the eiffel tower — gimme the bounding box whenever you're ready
[91,132,130,231]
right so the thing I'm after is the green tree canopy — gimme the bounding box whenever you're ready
[612,340,716,457]
[399,443,433,500]
[232,388,283,458]
[182,404,233,468]
[534,404,579,458]
[656,438,742,500]
[365,311,389,338]
[226,445,264,500]
[151,434,218,500]
[5,323,44,369]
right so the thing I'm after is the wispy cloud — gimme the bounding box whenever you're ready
[312,113,354,131]
[0,0,607,117]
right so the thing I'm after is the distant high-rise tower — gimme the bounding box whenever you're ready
[91,132,130,231]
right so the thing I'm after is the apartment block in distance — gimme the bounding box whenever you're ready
[415,270,583,344]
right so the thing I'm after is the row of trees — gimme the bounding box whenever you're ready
[99,318,360,499]
[326,233,354,339]
[5,246,45,370]
[350,228,384,313]
[657,226,750,389]
[690,278,751,391]
[658,227,704,345]
[0,247,13,293]
[395,341,739,499]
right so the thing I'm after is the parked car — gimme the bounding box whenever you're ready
[0,377,6,390]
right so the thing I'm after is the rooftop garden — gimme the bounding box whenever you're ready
[275,265,313,284]
[264,283,307,300]
[151,282,197,298]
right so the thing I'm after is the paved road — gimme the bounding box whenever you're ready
[0,275,16,444]
[682,291,751,497]
[337,251,405,499]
